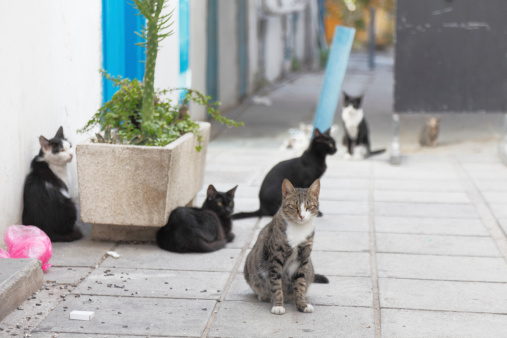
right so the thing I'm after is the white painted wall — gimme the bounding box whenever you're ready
[189,0,208,121]
[218,0,239,111]
[155,1,181,101]
[0,0,102,247]
[264,16,284,83]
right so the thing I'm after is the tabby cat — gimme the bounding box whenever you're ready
[232,128,336,219]
[244,179,328,315]
[156,185,237,253]
[341,92,385,159]
[419,117,440,147]
[22,126,82,242]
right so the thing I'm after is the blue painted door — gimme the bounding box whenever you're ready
[102,0,145,103]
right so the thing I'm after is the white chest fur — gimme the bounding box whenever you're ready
[342,106,364,140]
[285,219,315,248]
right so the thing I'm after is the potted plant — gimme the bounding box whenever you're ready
[76,0,242,241]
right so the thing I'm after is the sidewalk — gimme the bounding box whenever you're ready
[2,54,507,337]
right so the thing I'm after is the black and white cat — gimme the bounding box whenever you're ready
[341,92,385,160]
[232,128,336,219]
[22,126,82,242]
[156,185,237,253]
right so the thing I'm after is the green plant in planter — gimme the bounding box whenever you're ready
[78,0,242,150]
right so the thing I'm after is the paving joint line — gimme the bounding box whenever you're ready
[368,162,382,338]
[451,157,507,262]
[200,217,263,337]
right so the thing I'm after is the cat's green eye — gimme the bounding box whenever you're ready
[60,149,65,152]
[217,201,223,206]
[229,202,233,206]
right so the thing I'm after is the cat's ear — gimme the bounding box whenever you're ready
[308,179,320,199]
[226,185,238,198]
[324,128,331,136]
[343,92,350,100]
[281,179,295,197]
[39,136,51,152]
[207,185,217,199]
[55,126,64,139]
[313,128,322,138]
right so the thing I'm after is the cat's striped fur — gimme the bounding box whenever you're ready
[244,179,328,315]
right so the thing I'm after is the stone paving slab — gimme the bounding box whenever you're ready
[313,231,370,252]
[319,189,369,201]
[377,253,507,282]
[374,202,478,219]
[379,278,507,313]
[316,215,369,232]
[376,233,501,257]
[374,180,465,192]
[487,203,507,219]
[320,201,369,215]
[373,168,460,181]
[311,251,371,277]
[480,191,507,204]
[474,181,507,191]
[374,191,470,204]
[374,217,489,236]
[73,268,229,300]
[320,178,370,189]
[50,240,114,267]
[33,295,215,337]
[225,273,373,308]
[100,244,242,272]
[31,334,141,338]
[225,218,258,249]
[208,301,374,338]
[43,267,92,285]
[381,308,507,338]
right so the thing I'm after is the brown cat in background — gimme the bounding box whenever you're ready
[419,117,440,147]
[244,179,328,315]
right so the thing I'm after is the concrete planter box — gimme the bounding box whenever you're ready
[76,122,210,241]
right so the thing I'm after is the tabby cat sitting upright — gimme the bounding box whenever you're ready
[341,92,385,160]
[22,126,82,242]
[156,185,237,253]
[244,179,328,315]
[232,128,336,219]
[419,117,440,147]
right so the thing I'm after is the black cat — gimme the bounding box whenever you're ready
[22,126,82,242]
[156,185,237,253]
[341,92,385,159]
[232,128,336,219]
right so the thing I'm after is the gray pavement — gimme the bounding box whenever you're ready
[3,53,507,337]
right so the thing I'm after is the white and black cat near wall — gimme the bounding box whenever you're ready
[22,126,82,242]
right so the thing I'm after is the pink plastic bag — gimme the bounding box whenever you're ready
[0,247,10,258]
[4,225,52,271]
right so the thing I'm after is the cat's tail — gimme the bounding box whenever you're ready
[194,238,227,253]
[369,149,386,156]
[231,210,263,220]
[313,274,329,284]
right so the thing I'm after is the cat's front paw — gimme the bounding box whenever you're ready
[271,306,286,315]
[303,304,314,313]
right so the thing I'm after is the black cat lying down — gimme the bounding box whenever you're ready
[232,128,336,219]
[157,185,237,253]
